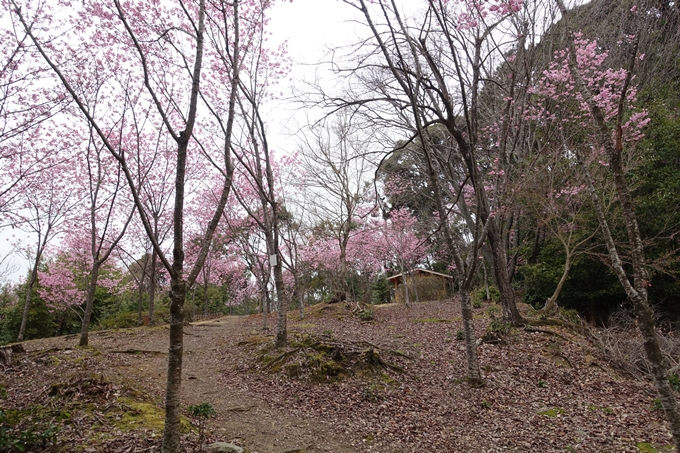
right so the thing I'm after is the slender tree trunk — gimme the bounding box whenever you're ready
[137,256,148,326]
[460,286,483,386]
[487,224,522,322]
[548,4,680,441]
[273,254,286,347]
[149,248,157,326]
[299,294,304,319]
[79,262,101,347]
[403,270,410,306]
[162,277,186,453]
[203,274,210,316]
[542,254,572,316]
[482,258,490,301]
[17,266,39,342]
[580,158,680,446]
[421,136,483,385]
[18,239,48,343]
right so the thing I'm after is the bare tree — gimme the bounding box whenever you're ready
[297,113,377,298]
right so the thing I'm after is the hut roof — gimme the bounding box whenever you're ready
[386,268,453,281]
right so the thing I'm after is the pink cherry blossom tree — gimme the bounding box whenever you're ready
[378,207,427,305]
[10,157,80,342]
[9,0,284,449]
[0,10,70,219]
[535,1,680,445]
[71,129,135,347]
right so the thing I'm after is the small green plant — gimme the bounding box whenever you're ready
[536,380,547,388]
[669,374,680,392]
[480,400,492,409]
[189,402,216,451]
[558,308,581,324]
[471,286,501,307]
[651,398,664,412]
[0,409,59,452]
[456,330,465,341]
[361,384,384,402]
[358,307,375,322]
[486,304,499,318]
[586,404,615,415]
[489,318,511,334]
[636,442,658,453]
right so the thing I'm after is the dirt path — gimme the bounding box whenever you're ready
[22,316,356,453]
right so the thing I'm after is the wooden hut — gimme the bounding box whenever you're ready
[386,268,453,304]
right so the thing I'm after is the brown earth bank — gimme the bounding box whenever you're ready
[1,299,676,453]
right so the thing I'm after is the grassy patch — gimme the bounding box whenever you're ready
[538,407,565,417]
[585,404,615,415]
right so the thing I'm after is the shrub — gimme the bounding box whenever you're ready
[471,286,500,307]
[358,307,375,322]
[98,311,140,329]
[188,402,215,451]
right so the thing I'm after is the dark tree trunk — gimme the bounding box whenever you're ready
[79,262,101,347]
[162,278,186,453]
[149,248,157,326]
[17,267,38,342]
[137,258,147,326]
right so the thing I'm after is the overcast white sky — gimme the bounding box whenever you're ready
[264,0,366,146]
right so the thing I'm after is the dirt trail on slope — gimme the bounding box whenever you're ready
[22,315,356,453]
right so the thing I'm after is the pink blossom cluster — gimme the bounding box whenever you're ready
[530,34,649,144]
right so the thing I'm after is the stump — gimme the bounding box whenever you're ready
[0,344,26,365]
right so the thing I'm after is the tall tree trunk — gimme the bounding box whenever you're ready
[460,287,483,386]
[79,262,101,347]
[17,265,39,342]
[162,277,186,453]
[420,134,483,385]
[272,251,287,347]
[149,248,157,326]
[542,254,572,316]
[487,224,522,322]
[548,3,680,441]
[18,240,47,342]
[580,157,680,446]
[262,281,269,330]
[203,272,210,316]
[137,255,148,326]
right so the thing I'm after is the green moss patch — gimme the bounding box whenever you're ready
[538,407,565,417]
[636,442,675,453]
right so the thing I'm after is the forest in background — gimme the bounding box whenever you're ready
[1,0,679,451]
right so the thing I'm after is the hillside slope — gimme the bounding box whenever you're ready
[1,299,675,452]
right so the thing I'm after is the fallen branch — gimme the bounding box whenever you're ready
[110,349,167,355]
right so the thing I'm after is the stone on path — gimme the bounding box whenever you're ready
[206,442,245,453]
